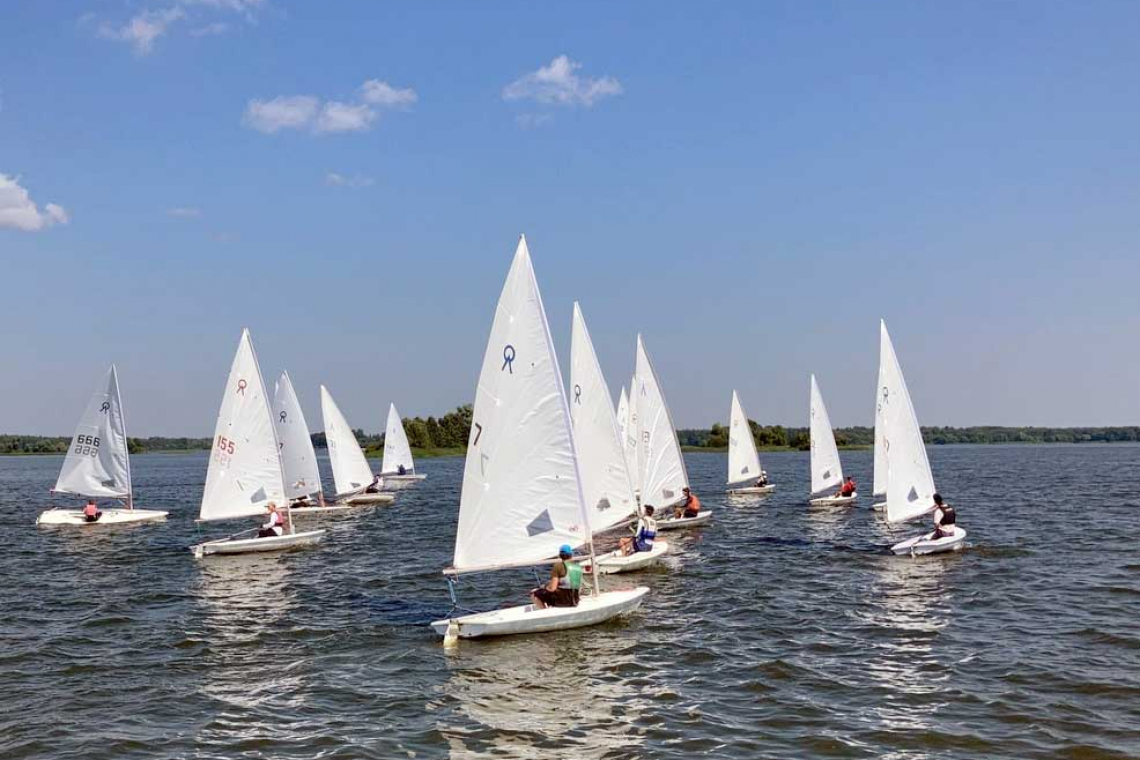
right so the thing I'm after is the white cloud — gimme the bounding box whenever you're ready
[325,172,375,188]
[315,101,376,134]
[190,22,230,37]
[360,80,417,108]
[168,206,203,218]
[183,0,266,10]
[0,174,69,232]
[242,95,320,133]
[503,55,622,108]
[98,8,186,56]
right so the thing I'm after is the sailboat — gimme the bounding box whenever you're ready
[273,372,350,516]
[429,236,648,640]
[37,366,168,526]
[871,326,889,511]
[320,386,394,506]
[725,390,775,495]
[379,403,426,485]
[190,330,326,557]
[808,375,856,506]
[623,376,641,496]
[570,303,667,573]
[636,335,710,530]
[875,321,967,556]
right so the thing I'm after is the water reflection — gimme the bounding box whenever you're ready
[436,633,647,759]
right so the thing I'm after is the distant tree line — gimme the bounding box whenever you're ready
[0,435,212,455]
[679,424,1140,451]
[311,405,474,452]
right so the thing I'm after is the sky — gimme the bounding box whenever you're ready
[2,1,1140,436]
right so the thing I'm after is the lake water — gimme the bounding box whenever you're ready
[2,445,1138,759]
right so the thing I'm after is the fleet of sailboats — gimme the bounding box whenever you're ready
[32,237,967,638]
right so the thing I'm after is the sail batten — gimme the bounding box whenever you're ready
[635,335,689,507]
[452,236,590,571]
[810,375,844,494]
[727,390,763,486]
[880,321,938,524]
[54,366,132,500]
[199,330,286,523]
[320,386,375,498]
[570,302,637,533]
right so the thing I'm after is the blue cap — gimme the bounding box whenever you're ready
[559,544,572,556]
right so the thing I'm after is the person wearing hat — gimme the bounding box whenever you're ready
[530,544,582,609]
[257,502,286,538]
[673,487,701,519]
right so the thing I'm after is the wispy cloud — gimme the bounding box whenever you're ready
[98,8,186,56]
[503,55,622,108]
[189,22,230,37]
[243,79,415,136]
[325,172,375,188]
[168,206,203,218]
[0,174,69,232]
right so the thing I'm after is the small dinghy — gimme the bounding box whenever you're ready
[725,390,775,496]
[379,403,426,487]
[430,236,648,642]
[808,375,855,506]
[585,540,670,574]
[656,511,713,530]
[190,330,325,558]
[320,386,395,506]
[871,324,889,512]
[873,321,968,556]
[272,371,350,517]
[38,366,167,527]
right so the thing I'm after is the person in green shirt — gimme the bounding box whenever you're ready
[530,544,582,609]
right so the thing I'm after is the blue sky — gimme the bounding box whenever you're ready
[2,1,1139,435]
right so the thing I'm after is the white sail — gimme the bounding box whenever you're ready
[453,236,590,572]
[320,386,375,498]
[872,324,889,498]
[810,374,843,494]
[570,302,637,532]
[54,365,132,500]
[381,403,416,475]
[273,371,322,500]
[635,335,689,507]
[200,330,286,522]
[727,390,763,486]
[627,372,641,488]
[880,320,938,524]
[616,386,630,451]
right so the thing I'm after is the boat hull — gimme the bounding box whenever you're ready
[891,526,967,556]
[429,587,649,639]
[656,511,712,531]
[191,529,326,558]
[381,474,426,490]
[587,541,669,574]
[340,493,395,506]
[810,494,858,507]
[287,505,354,517]
[36,508,168,526]
[871,500,887,512]
[726,485,775,495]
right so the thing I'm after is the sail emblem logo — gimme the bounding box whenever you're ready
[279,411,287,422]
[99,401,110,413]
[573,385,582,404]
[237,379,247,395]
[502,345,516,373]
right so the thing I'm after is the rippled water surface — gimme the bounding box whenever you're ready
[2,445,1139,759]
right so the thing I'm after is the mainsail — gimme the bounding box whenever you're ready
[54,365,131,501]
[809,374,843,494]
[727,390,763,486]
[273,371,322,501]
[570,302,637,532]
[381,403,416,475]
[880,320,938,524]
[200,330,286,522]
[635,335,689,507]
[452,236,591,571]
[320,386,375,498]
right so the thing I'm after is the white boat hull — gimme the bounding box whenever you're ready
[429,587,649,639]
[191,529,326,558]
[341,493,395,506]
[871,500,887,512]
[380,474,426,490]
[810,494,858,507]
[36,508,168,526]
[287,505,354,517]
[891,526,967,556]
[586,541,670,574]
[656,510,712,531]
[726,485,775,495]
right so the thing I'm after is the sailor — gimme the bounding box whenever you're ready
[673,487,701,519]
[365,474,382,493]
[620,505,657,555]
[836,476,856,498]
[257,502,285,538]
[397,464,407,476]
[755,470,770,487]
[930,494,956,539]
[82,499,102,523]
[531,544,582,609]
